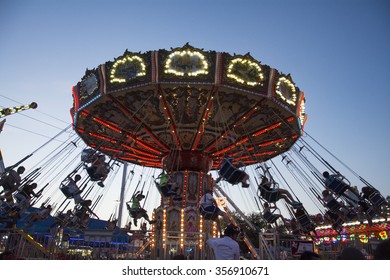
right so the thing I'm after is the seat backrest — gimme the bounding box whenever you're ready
[155,182,170,196]
[263,210,278,224]
[59,184,73,198]
[263,190,279,203]
[227,170,245,184]
[218,159,236,178]
[326,199,340,212]
[366,207,376,218]
[327,176,348,195]
[199,205,217,220]
[369,192,385,206]
[297,213,311,228]
[258,186,267,198]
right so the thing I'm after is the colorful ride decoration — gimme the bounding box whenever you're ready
[314,218,390,245]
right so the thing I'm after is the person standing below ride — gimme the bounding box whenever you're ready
[141,222,147,235]
[0,166,25,202]
[258,176,302,208]
[126,192,156,227]
[199,189,230,235]
[206,223,241,260]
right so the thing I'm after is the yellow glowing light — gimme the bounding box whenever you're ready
[110,55,146,83]
[162,209,167,248]
[164,50,208,76]
[299,99,306,124]
[227,58,263,86]
[359,234,369,243]
[275,77,297,106]
[180,209,185,248]
[379,231,388,240]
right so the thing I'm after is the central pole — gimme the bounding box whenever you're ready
[117,162,128,228]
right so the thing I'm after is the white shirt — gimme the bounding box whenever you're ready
[206,236,240,260]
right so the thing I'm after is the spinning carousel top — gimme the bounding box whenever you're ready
[71,44,307,172]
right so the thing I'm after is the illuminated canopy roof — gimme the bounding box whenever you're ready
[71,44,307,170]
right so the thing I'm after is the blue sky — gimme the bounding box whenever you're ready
[1,0,389,223]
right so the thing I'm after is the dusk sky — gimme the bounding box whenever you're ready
[1,0,389,224]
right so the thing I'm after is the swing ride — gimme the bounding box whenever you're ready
[70,43,307,259]
[1,44,388,260]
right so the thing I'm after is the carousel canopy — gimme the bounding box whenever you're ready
[71,44,307,171]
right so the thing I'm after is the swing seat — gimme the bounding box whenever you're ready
[366,207,377,218]
[327,209,343,232]
[154,178,175,197]
[218,159,245,185]
[297,213,311,228]
[326,177,349,195]
[261,189,280,203]
[0,201,13,216]
[199,205,218,220]
[345,209,357,220]
[369,192,386,207]
[325,199,340,212]
[333,216,344,228]
[86,167,104,181]
[60,184,74,199]
[263,211,279,224]
[331,212,344,224]
[128,208,138,218]
[156,183,171,196]
[227,170,246,185]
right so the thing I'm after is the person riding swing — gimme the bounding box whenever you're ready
[199,188,230,235]
[60,174,87,205]
[257,175,302,208]
[216,157,250,188]
[262,202,286,226]
[154,171,181,201]
[82,150,110,187]
[126,191,156,227]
